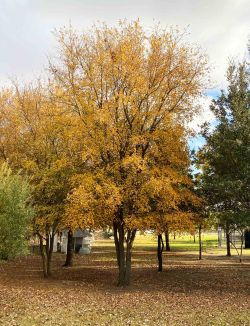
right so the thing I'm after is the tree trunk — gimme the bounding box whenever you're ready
[218,227,222,247]
[124,230,135,285]
[165,225,170,252]
[113,213,136,286]
[157,234,164,272]
[38,234,48,278]
[193,233,196,243]
[46,233,54,277]
[239,231,244,263]
[64,229,73,267]
[38,232,54,277]
[225,223,231,257]
[198,225,202,260]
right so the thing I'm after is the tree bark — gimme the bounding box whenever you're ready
[46,233,54,277]
[124,229,136,285]
[240,231,243,263]
[64,229,73,267]
[225,223,231,257]
[218,227,222,247]
[113,210,136,286]
[157,234,164,271]
[198,225,202,260]
[38,234,48,278]
[165,225,170,252]
[38,232,54,277]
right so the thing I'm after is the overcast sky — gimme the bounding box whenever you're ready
[0,0,249,133]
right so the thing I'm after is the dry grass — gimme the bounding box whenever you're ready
[0,237,250,326]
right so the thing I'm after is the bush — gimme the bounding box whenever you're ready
[0,163,33,259]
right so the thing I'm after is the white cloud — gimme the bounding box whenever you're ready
[0,0,249,88]
[188,96,215,133]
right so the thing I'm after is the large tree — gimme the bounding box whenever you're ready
[0,84,80,276]
[52,21,208,285]
[197,56,250,256]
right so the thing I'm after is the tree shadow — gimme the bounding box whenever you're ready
[1,252,249,298]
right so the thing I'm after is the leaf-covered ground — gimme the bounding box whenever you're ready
[0,238,250,326]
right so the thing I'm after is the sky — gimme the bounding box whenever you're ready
[0,0,249,145]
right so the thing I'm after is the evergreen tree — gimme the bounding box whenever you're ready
[197,55,250,256]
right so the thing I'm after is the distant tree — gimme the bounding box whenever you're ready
[0,163,33,260]
[191,211,212,260]
[197,54,250,257]
[218,212,250,262]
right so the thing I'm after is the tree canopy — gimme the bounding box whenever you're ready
[196,56,250,254]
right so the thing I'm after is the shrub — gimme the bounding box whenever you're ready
[0,163,33,259]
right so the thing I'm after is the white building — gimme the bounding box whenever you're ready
[54,229,94,255]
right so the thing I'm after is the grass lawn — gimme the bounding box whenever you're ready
[0,234,249,326]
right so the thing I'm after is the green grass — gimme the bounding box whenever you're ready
[94,232,250,257]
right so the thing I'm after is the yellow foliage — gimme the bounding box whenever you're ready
[0,21,207,238]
